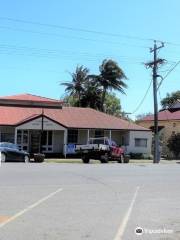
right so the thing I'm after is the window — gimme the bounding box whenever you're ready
[135,138,147,147]
[68,130,78,143]
[1,133,14,143]
[17,130,29,151]
[95,130,104,138]
[42,131,53,152]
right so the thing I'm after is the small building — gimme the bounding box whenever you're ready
[137,100,180,157]
[0,94,152,156]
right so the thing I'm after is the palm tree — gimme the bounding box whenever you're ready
[81,76,102,109]
[98,59,127,111]
[61,66,89,107]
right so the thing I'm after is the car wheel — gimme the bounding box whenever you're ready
[24,155,30,163]
[1,153,6,162]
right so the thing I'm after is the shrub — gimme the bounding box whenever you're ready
[167,133,180,159]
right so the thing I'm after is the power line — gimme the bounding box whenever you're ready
[0,16,155,42]
[0,43,146,62]
[0,25,149,49]
[157,60,180,89]
[131,79,153,114]
[2,17,180,49]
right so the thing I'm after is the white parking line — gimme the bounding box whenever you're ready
[0,187,63,228]
[113,186,140,240]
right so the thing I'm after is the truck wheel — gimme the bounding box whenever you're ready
[82,155,90,164]
[124,155,130,163]
[118,155,124,163]
[100,159,108,163]
[100,154,108,163]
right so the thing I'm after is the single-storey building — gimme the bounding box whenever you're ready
[0,94,152,156]
[137,100,180,157]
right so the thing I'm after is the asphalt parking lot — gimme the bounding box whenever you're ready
[0,162,180,240]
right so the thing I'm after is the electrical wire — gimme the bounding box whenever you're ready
[158,60,180,89]
[0,16,154,42]
[0,43,146,63]
[0,25,149,49]
[2,17,180,50]
[131,79,153,114]
[158,89,171,123]
[0,44,144,60]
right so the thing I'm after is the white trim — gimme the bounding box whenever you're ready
[14,128,17,145]
[87,129,90,143]
[109,130,112,141]
[16,116,66,131]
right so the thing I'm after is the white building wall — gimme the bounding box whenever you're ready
[78,130,87,144]
[126,131,152,154]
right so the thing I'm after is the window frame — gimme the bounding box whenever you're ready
[135,138,148,148]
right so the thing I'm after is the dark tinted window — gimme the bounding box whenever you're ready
[68,130,78,143]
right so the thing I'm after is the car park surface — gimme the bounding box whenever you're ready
[0,162,179,240]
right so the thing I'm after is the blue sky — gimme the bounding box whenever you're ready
[0,0,180,119]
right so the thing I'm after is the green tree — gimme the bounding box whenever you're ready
[104,93,121,116]
[61,66,89,107]
[63,95,79,107]
[161,90,180,108]
[98,59,127,111]
[167,133,180,158]
[80,77,102,109]
[64,91,122,116]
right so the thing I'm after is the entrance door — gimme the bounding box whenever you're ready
[30,131,41,153]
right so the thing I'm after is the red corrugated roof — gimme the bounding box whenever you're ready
[1,93,62,103]
[0,105,149,131]
[139,109,180,121]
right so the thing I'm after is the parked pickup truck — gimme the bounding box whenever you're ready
[75,137,129,164]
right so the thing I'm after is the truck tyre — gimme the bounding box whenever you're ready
[82,155,90,164]
[100,154,108,163]
[124,155,130,163]
[118,154,124,163]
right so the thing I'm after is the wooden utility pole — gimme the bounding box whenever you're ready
[146,40,165,163]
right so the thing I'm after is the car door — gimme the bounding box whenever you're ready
[5,144,23,161]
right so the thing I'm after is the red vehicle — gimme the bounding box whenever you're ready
[75,137,129,164]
